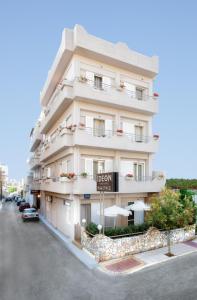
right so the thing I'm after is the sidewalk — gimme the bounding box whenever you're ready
[39,215,98,270]
[100,238,197,275]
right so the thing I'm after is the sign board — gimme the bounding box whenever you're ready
[30,190,40,195]
[96,172,119,192]
[84,194,91,199]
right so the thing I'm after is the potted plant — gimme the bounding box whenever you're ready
[67,172,76,180]
[79,75,88,83]
[71,124,77,132]
[79,122,86,130]
[59,173,68,182]
[120,81,125,89]
[153,134,159,140]
[153,92,159,97]
[125,173,134,180]
[81,172,88,178]
[116,129,123,136]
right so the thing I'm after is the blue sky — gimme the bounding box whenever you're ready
[0,0,197,180]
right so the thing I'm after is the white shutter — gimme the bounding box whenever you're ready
[120,160,133,176]
[122,121,135,139]
[124,82,136,97]
[103,76,111,90]
[47,167,51,178]
[80,158,85,173]
[105,159,113,172]
[85,116,93,130]
[85,158,93,176]
[61,160,68,173]
[105,119,113,136]
[67,160,72,173]
[86,71,94,86]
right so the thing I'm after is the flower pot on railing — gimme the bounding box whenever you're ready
[60,172,76,181]
[119,81,125,89]
[80,172,88,178]
[79,76,88,83]
[125,174,134,180]
[116,129,123,136]
[153,92,159,98]
[153,134,159,140]
[79,123,85,130]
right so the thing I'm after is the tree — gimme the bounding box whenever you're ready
[146,189,196,256]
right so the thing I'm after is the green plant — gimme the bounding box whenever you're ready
[86,222,99,235]
[146,189,197,255]
[81,172,88,178]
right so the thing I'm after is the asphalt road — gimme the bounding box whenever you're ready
[1,202,197,300]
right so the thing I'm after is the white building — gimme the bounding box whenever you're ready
[29,25,165,240]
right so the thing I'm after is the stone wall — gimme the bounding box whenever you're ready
[81,225,196,262]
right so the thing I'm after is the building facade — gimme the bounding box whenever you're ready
[29,25,165,240]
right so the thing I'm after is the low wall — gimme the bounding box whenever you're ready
[81,225,196,262]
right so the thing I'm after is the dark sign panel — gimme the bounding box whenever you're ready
[84,194,91,199]
[31,190,40,195]
[96,172,119,192]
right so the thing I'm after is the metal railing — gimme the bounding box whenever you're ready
[82,126,152,143]
[77,77,157,102]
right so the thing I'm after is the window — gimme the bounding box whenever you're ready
[94,75,103,90]
[136,88,143,100]
[93,160,105,179]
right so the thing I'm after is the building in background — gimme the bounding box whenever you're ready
[28,25,165,240]
[0,164,8,198]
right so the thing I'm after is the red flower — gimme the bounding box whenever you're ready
[153,92,159,97]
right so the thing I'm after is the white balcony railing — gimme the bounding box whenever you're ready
[39,172,165,194]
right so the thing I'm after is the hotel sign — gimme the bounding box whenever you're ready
[96,172,119,192]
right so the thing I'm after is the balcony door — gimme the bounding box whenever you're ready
[93,119,105,137]
[135,125,143,142]
[134,163,145,181]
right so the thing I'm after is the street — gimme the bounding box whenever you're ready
[1,202,197,300]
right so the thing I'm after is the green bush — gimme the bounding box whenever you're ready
[86,222,150,237]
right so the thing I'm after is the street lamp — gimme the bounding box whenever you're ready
[82,219,86,227]
[97,224,102,234]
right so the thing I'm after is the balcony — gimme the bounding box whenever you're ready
[40,77,159,134]
[30,180,41,190]
[73,78,158,115]
[40,178,73,194]
[40,129,73,162]
[73,175,165,194]
[40,82,73,134]
[30,123,42,152]
[73,127,159,153]
[29,156,41,170]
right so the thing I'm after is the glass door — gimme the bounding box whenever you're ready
[135,125,143,142]
[94,119,105,137]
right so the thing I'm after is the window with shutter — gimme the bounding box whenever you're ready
[86,71,94,86]
[105,159,113,172]
[120,160,133,176]
[124,82,136,98]
[105,119,113,137]
[85,158,93,176]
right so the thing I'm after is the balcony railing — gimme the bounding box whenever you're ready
[80,126,153,143]
[77,77,157,102]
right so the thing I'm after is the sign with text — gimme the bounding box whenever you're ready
[30,190,40,195]
[96,172,119,192]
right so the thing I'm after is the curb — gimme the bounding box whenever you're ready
[39,215,98,270]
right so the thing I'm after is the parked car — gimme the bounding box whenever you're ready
[22,208,39,221]
[16,199,25,206]
[5,197,12,202]
[19,202,30,212]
